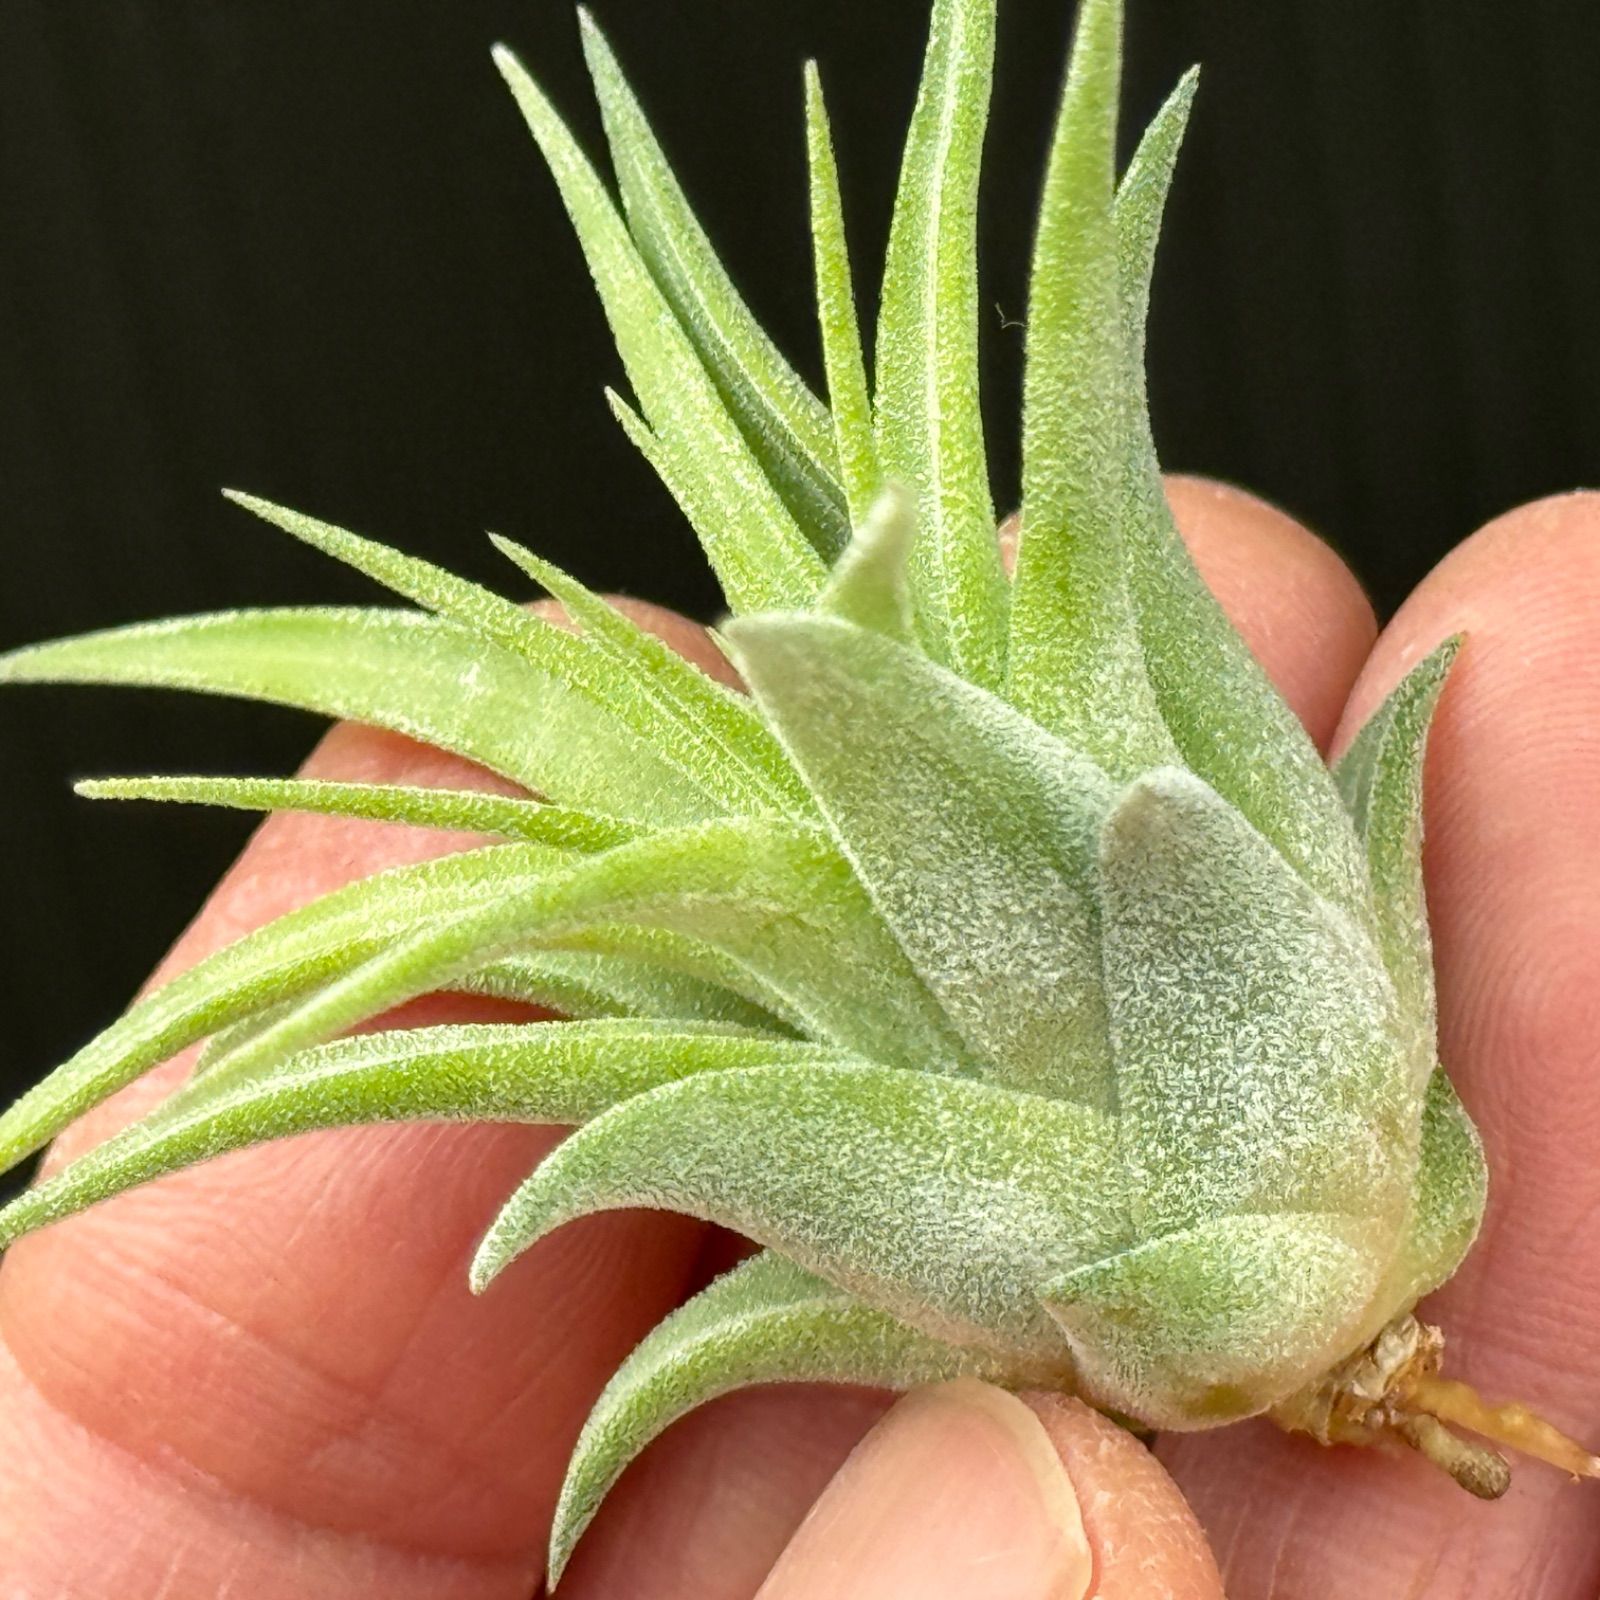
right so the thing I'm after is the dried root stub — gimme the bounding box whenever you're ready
[1273,1316,1600,1498]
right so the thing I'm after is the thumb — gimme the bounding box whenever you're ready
[755,1380,1224,1600]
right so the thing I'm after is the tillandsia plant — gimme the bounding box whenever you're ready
[0,0,1595,1583]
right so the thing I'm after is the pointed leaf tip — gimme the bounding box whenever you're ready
[818,484,917,639]
[804,59,880,532]
[498,35,828,611]
[578,6,848,561]
[1006,0,1179,778]
[875,0,1007,689]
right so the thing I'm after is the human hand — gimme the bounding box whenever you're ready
[1,476,1595,1598]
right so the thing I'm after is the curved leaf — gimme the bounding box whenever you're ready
[805,63,880,532]
[1097,768,1405,1235]
[469,950,781,1032]
[202,819,975,1091]
[76,775,636,851]
[473,1062,1120,1357]
[549,1251,1063,1585]
[1334,638,1460,1045]
[1007,0,1177,779]
[488,536,810,817]
[730,611,1117,1104]
[1043,1212,1387,1428]
[1112,74,1372,922]
[815,486,915,642]
[1378,1067,1487,1313]
[0,841,567,1175]
[0,1022,837,1252]
[578,12,849,561]
[494,45,827,613]
[228,494,797,822]
[0,607,697,824]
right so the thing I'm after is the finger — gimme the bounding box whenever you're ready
[557,1385,898,1600]
[557,476,1373,1598]
[755,1383,1221,1600]
[1161,491,1600,1596]
[0,600,726,1597]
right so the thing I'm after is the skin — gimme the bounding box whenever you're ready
[0,475,1596,1597]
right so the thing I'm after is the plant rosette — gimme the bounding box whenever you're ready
[1,0,1594,1587]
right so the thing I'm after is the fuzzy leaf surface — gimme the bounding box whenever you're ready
[77,775,637,851]
[875,0,1007,688]
[1378,1068,1487,1315]
[731,611,1118,1104]
[474,1063,1121,1356]
[1008,0,1178,778]
[0,1022,835,1251]
[548,1251,1065,1585]
[0,842,565,1173]
[1043,1212,1388,1428]
[814,487,916,641]
[495,45,826,613]
[804,64,881,532]
[0,608,698,824]
[203,820,974,1090]
[1097,768,1406,1235]
[1111,79,1372,922]
[578,13,849,561]
[1335,639,1460,1058]
[468,948,781,1032]
[489,536,810,816]
[229,494,792,821]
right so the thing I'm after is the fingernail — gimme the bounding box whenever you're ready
[757,1379,1092,1600]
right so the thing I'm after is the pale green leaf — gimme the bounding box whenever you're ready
[224,490,553,662]
[730,611,1117,1104]
[1115,70,1197,424]
[578,12,849,562]
[186,939,781,1082]
[192,1001,301,1080]
[1334,639,1460,1043]
[599,385,758,605]
[227,493,785,822]
[76,774,637,852]
[804,63,880,532]
[1377,1068,1487,1315]
[1097,768,1405,1235]
[488,535,811,816]
[494,45,827,613]
[0,1022,836,1252]
[0,842,568,1174]
[548,1251,1062,1586]
[469,949,783,1033]
[202,819,975,1091]
[0,608,698,824]
[1007,0,1177,778]
[473,1063,1120,1358]
[875,0,1007,689]
[814,485,915,641]
[1043,1212,1387,1427]
[1112,75,1373,921]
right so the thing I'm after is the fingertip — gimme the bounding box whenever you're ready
[758,1379,1091,1599]
[1336,488,1600,750]
[1022,1392,1227,1599]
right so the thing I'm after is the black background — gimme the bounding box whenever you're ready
[2,1,1597,1118]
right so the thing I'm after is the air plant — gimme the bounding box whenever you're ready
[1,0,1594,1584]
